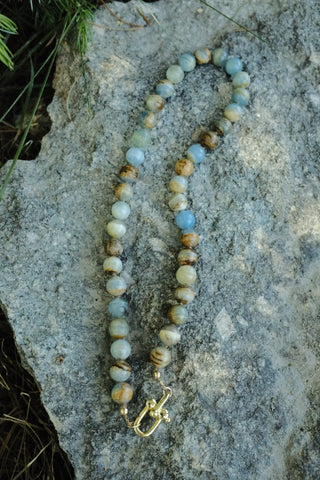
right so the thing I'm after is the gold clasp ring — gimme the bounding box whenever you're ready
[133,387,172,438]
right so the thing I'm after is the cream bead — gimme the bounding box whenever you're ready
[103,256,123,274]
[168,193,188,211]
[177,249,198,265]
[176,265,197,286]
[112,201,131,220]
[169,175,188,193]
[150,346,171,368]
[109,318,129,339]
[111,382,133,404]
[106,276,127,296]
[159,324,181,346]
[174,287,196,304]
[106,220,126,239]
[115,183,133,201]
[168,304,188,325]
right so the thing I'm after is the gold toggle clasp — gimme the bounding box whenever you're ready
[133,387,172,438]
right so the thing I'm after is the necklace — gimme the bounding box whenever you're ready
[104,46,250,438]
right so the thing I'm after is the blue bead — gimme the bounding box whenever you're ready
[215,118,232,135]
[178,53,196,72]
[110,339,131,360]
[108,298,128,317]
[231,87,250,106]
[156,80,175,99]
[232,71,250,88]
[212,48,228,67]
[224,103,243,122]
[187,144,206,164]
[126,147,145,167]
[225,57,243,76]
[175,210,195,230]
[130,128,151,149]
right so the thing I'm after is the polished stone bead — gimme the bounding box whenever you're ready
[119,164,138,183]
[224,103,243,122]
[108,298,128,317]
[231,87,250,106]
[174,286,196,304]
[106,219,126,239]
[166,65,184,84]
[225,57,243,75]
[175,210,195,230]
[106,276,126,296]
[194,47,211,64]
[150,346,171,368]
[159,324,181,346]
[126,147,145,167]
[130,128,151,149]
[156,80,175,99]
[214,117,232,136]
[175,158,194,177]
[168,193,188,212]
[232,71,250,88]
[169,175,188,193]
[115,183,133,202]
[180,231,199,248]
[106,238,124,256]
[212,48,228,67]
[187,144,206,163]
[168,304,188,325]
[138,111,157,129]
[199,131,219,149]
[178,249,198,265]
[110,360,131,382]
[103,256,123,274]
[176,265,197,285]
[146,94,165,112]
[110,339,131,360]
[109,318,129,339]
[111,382,133,404]
[112,201,130,220]
[178,53,196,72]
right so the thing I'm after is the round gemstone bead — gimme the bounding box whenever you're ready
[168,304,188,325]
[166,65,184,84]
[108,298,128,317]
[138,111,157,129]
[169,175,188,193]
[110,360,131,382]
[214,118,232,136]
[106,219,126,239]
[159,324,181,346]
[109,318,129,339]
[232,71,250,88]
[115,183,133,201]
[111,382,133,404]
[180,231,199,248]
[106,238,124,256]
[130,128,151,149]
[156,80,175,99]
[126,147,145,167]
[168,193,188,212]
[103,256,123,274]
[175,158,194,177]
[231,87,250,106]
[175,210,195,230]
[119,165,138,183]
[178,53,196,72]
[174,286,196,304]
[187,144,206,163]
[112,201,130,220]
[150,346,171,368]
[176,265,197,286]
[178,249,198,265]
[146,94,165,113]
[199,131,219,149]
[107,276,127,296]
[110,339,131,360]
[225,57,243,76]
[212,48,228,67]
[224,103,243,122]
[194,47,211,64]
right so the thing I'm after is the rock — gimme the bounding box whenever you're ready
[1,0,320,478]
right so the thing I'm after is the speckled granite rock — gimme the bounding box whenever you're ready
[1,0,320,478]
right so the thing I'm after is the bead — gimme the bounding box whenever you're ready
[224,103,243,122]
[166,65,184,84]
[178,53,196,72]
[187,144,206,164]
[156,80,175,99]
[103,256,123,274]
[159,324,181,346]
[112,201,131,220]
[119,164,138,183]
[110,360,131,382]
[194,47,211,64]
[225,57,243,76]
[180,231,199,248]
[150,346,171,368]
[110,339,131,360]
[231,87,250,107]
[232,71,250,88]
[115,183,133,202]
[178,249,198,265]
[106,219,126,239]
[138,111,157,129]
[199,131,219,149]
[130,128,151,149]
[108,298,128,317]
[168,193,188,212]
[168,304,188,325]
[175,158,194,177]
[212,48,228,67]
[174,286,196,304]
[146,94,165,113]
[109,318,129,339]
[176,265,197,286]
[111,382,133,404]
[214,118,232,136]
[106,276,127,296]
[169,175,188,193]
[126,147,145,167]
[106,238,124,256]
[175,210,195,230]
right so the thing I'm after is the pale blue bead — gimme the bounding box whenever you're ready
[109,318,129,338]
[232,71,250,88]
[166,65,184,84]
[231,87,250,106]
[224,103,243,122]
[169,175,188,193]
[156,80,175,99]
[112,201,131,220]
[178,53,196,72]
[225,57,243,76]
[126,147,144,167]
[175,210,195,230]
[212,48,228,67]
[110,365,131,382]
[108,298,128,317]
[130,128,151,149]
[215,118,232,135]
[187,144,206,164]
[110,339,131,360]
[106,276,127,296]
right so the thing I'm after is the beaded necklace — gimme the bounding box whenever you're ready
[104,46,250,437]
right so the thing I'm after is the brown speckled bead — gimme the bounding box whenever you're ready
[150,346,171,368]
[180,232,199,248]
[178,249,198,265]
[119,164,138,183]
[106,238,124,256]
[199,131,219,149]
[146,94,165,113]
[111,382,133,404]
[194,47,211,65]
[175,158,194,177]
[174,287,196,304]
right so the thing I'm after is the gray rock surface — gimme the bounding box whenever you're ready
[1,0,320,478]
